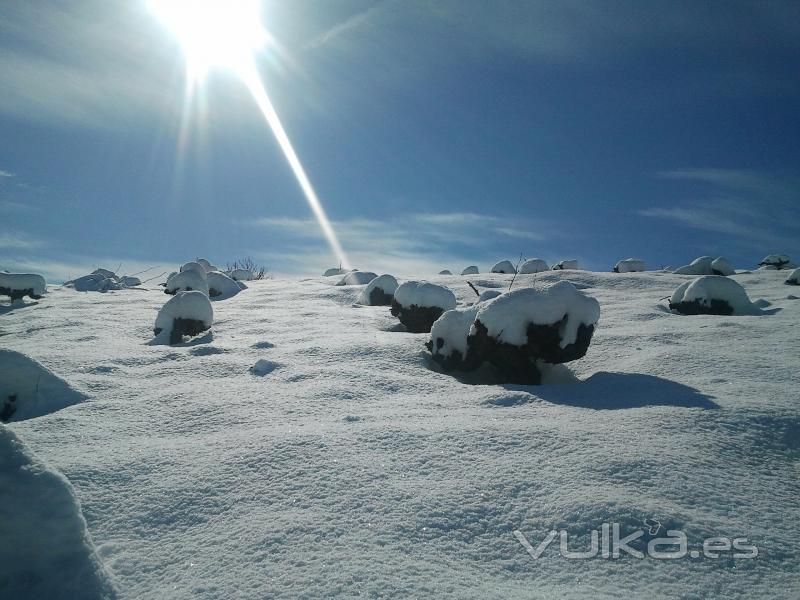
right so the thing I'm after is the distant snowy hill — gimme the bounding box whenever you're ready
[2,269,798,599]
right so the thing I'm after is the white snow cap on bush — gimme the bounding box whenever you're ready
[0,273,46,297]
[438,270,453,275]
[207,271,245,299]
[710,257,734,276]
[119,275,141,287]
[491,260,516,274]
[394,281,457,310]
[164,269,209,295]
[180,261,207,276]
[552,260,579,270]
[472,281,600,347]
[324,267,347,277]
[477,289,502,303]
[0,427,118,599]
[230,268,252,281]
[429,305,480,359]
[65,273,122,292]
[0,349,87,422]
[519,258,549,274]
[785,268,800,285]
[155,291,213,335]
[461,266,479,275]
[91,268,116,279]
[196,258,213,272]
[674,256,714,275]
[357,274,398,304]
[614,258,646,273]
[759,254,795,270]
[336,271,377,286]
[670,276,757,315]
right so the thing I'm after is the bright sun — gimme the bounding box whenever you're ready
[147,0,266,79]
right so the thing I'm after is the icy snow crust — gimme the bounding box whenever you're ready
[0,426,117,599]
[393,281,457,310]
[472,281,600,347]
[2,269,799,599]
[0,273,46,297]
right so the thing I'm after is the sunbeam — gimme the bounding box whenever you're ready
[148,0,350,268]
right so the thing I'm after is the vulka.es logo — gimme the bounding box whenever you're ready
[514,523,759,560]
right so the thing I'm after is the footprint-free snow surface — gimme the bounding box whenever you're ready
[2,270,798,599]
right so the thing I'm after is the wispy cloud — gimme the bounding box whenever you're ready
[245,211,555,275]
[0,169,14,178]
[641,168,800,252]
[0,232,46,250]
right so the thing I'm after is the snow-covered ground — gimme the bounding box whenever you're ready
[2,269,799,599]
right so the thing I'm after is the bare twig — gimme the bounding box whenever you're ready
[466,281,480,297]
[508,252,524,291]
[128,265,160,277]
[141,271,168,284]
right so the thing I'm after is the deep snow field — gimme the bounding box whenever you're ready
[2,269,799,599]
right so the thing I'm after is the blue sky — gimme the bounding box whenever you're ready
[1,0,799,281]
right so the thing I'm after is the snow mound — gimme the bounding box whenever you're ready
[669,276,758,315]
[472,281,600,348]
[0,273,46,300]
[785,268,800,285]
[613,258,646,273]
[323,267,347,277]
[477,289,502,303]
[154,291,213,344]
[179,261,207,276]
[164,269,209,296]
[335,271,377,286]
[519,258,549,274]
[91,268,115,279]
[394,281,457,310]
[552,259,578,270]
[0,350,87,422]
[490,260,516,274]
[461,266,479,275]
[196,258,213,272]
[438,270,452,275]
[118,276,141,287]
[759,254,795,270]
[392,281,457,333]
[357,274,398,306]
[428,305,480,367]
[250,359,279,376]
[0,426,117,599]
[206,271,244,300]
[229,268,252,281]
[674,256,735,276]
[65,274,123,293]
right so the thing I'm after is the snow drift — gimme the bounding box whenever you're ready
[0,350,87,422]
[0,426,117,599]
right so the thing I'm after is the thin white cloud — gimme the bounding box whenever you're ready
[0,169,14,178]
[0,232,46,250]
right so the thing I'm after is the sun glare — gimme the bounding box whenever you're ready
[147,0,350,269]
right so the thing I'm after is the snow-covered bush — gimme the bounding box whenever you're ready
[207,271,245,299]
[0,349,87,422]
[92,268,115,279]
[519,259,549,274]
[552,260,578,270]
[427,281,600,383]
[491,260,516,274]
[336,271,377,286]
[391,281,457,333]
[196,258,213,271]
[118,275,141,287]
[613,258,645,273]
[357,274,398,306]
[154,291,213,344]
[461,266,479,275]
[0,273,46,301]
[164,269,208,295]
[324,267,347,277]
[229,268,252,281]
[674,256,735,276]
[477,289,502,303]
[759,254,795,270]
[669,276,757,316]
[785,268,800,286]
[438,270,453,275]
[65,273,122,293]
[180,261,207,276]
